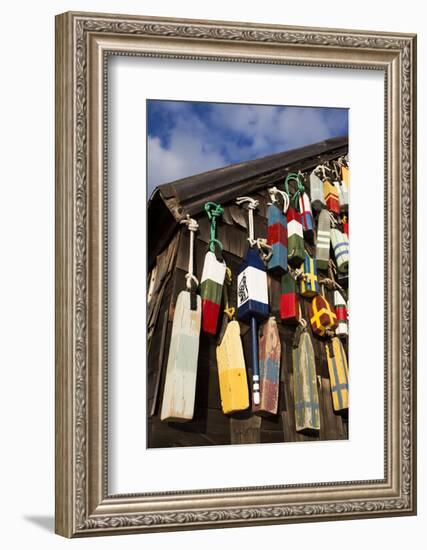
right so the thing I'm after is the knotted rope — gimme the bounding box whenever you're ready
[204,201,224,254]
[180,215,199,291]
[236,196,259,247]
[255,238,272,262]
[268,186,290,213]
[284,173,305,210]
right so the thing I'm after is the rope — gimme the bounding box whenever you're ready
[204,201,224,254]
[236,196,259,247]
[284,173,305,210]
[321,260,347,300]
[288,266,304,281]
[293,305,307,348]
[180,215,199,291]
[268,186,290,213]
[332,160,342,183]
[255,238,272,262]
[319,276,347,302]
[222,267,235,320]
[328,211,337,227]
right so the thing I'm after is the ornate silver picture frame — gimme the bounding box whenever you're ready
[55,11,417,537]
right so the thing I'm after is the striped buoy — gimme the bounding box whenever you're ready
[325,337,349,411]
[254,317,281,415]
[330,228,349,273]
[200,202,226,335]
[266,187,288,275]
[200,252,226,334]
[334,290,348,337]
[285,174,305,267]
[286,207,305,267]
[315,209,331,271]
[324,180,340,215]
[293,323,320,432]
[236,197,269,406]
[298,192,315,242]
[280,272,300,324]
[161,216,201,422]
[309,169,326,210]
[300,253,320,297]
[309,293,338,337]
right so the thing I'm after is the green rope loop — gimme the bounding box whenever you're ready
[284,173,305,210]
[204,202,224,253]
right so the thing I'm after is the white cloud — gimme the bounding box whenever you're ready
[148,103,347,193]
[148,131,225,193]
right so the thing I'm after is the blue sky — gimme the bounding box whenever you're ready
[147,100,348,195]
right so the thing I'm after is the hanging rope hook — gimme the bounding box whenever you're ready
[180,215,199,291]
[236,196,259,247]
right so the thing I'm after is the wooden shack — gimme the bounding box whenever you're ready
[147,135,349,448]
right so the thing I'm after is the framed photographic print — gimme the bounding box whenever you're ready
[55,11,417,537]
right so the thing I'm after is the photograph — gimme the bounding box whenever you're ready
[147,99,350,448]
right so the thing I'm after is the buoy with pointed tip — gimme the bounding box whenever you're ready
[293,323,320,432]
[325,337,349,411]
[161,216,201,422]
[236,197,269,406]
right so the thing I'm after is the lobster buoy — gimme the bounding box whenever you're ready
[216,269,250,415]
[236,196,269,406]
[280,272,300,324]
[324,180,340,215]
[310,169,326,211]
[200,251,226,335]
[315,209,331,271]
[300,253,320,297]
[266,187,288,275]
[200,202,227,335]
[309,293,338,337]
[330,228,349,273]
[253,317,281,415]
[287,207,305,268]
[298,192,315,242]
[325,337,349,411]
[293,325,320,432]
[161,216,201,422]
[334,290,348,337]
